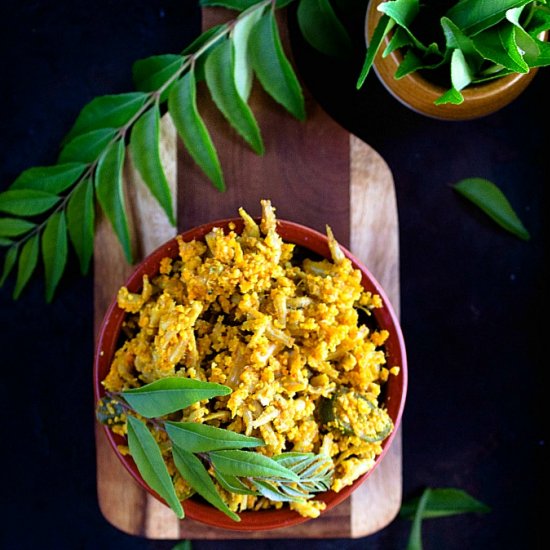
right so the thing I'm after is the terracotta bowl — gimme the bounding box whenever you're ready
[365,0,543,120]
[94,217,408,531]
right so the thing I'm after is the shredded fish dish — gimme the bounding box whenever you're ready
[101,200,399,518]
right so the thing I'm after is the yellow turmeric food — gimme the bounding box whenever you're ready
[102,200,398,518]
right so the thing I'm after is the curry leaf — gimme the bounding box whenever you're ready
[63,92,148,144]
[168,71,225,191]
[453,177,530,240]
[297,0,353,57]
[95,139,132,263]
[249,11,306,120]
[0,246,18,287]
[205,40,264,155]
[214,470,257,495]
[183,24,227,55]
[445,0,532,36]
[200,0,261,9]
[133,54,184,94]
[0,189,60,217]
[165,421,264,452]
[59,128,118,164]
[13,233,40,299]
[440,16,482,71]
[434,86,464,105]
[41,210,68,302]
[406,487,431,550]
[400,488,491,520]
[379,0,420,31]
[11,163,87,194]
[208,450,300,480]
[130,104,175,225]
[172,445,241,521]
[126,416,184,518]
[357,14,394,88]
[121,378,231,418]
[66,178,95,274]
[0,238,13,247]
[472,25,530,73]
[232,3,265,101]
[529,37,550,66]
[0,218,36,238]
[450,48,474,90]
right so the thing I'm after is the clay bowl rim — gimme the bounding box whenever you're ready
[365,0,544,121]
[93,217,408,531]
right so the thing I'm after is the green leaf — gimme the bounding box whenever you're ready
[171,445,240,521]
[453,177,530,240]
[249,11,306,120]
[384,26,414,56]
[449,48,474,90]
[165,422,264,452]
[528,37,550,67]
[171,541,192,550]
[63,92,148,144]
[205,40,264,155]
[59,128,118,164]
[200,0,261,9]
[0,218,36,238]
[168,71,225,190]
[132,54,184,97]
[95,139,133,263]
[214,470,257,495]
[126,416,184,518]
[472,25,530,73]
[0,238,13,247]
[232,3,265,102]
[209,450,300,480]
[0,189,60,216]
[297,0,353,57]
[183,25,227,55]
[527,7,550,35]
[130,104,175,225]
[13,233,39,299]
[406,487,431,550]
[41,210,68,302]
[357,14,395,88]
[0,246,18,287]
[122,377,231,418]
[445,0,532,36]
[434,86,464,105]
[379,0,420,29]
[440,16,482,71]
[67,178,95,274]
[394,48,427,78]
[400,488,491,520]
[11,163,87,194]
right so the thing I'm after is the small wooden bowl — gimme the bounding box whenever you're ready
[365,0,542,120]
[94,218,408,531]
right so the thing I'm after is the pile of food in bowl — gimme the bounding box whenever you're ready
[95,199,406,529]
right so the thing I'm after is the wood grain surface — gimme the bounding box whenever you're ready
[93,5,402,540]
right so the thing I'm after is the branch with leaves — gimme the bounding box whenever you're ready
[0,0,310,301]
[0,0,541,301]
[97,377,334,520]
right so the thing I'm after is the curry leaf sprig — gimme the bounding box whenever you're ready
[0,0,305,301]
[401,487,491,550]
[357,0,550,104]
[97,377,334,521]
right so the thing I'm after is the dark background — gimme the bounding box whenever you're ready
[0,1,546,549]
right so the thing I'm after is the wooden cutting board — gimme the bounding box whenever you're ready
[94,6,401,540]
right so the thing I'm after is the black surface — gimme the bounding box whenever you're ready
[0,1,547,549]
